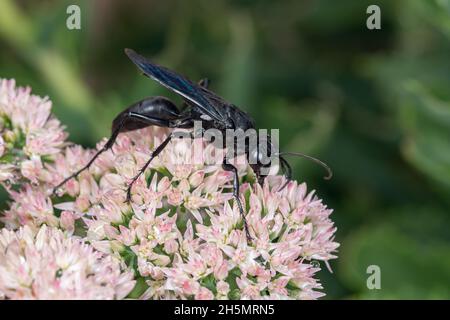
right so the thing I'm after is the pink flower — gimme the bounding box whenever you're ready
[60,211,75,234]
[0,136,5,157]
[0,79,67,185]
[236,276,262,299]
[217,280,230,298]
[195,287,214,300]
[2,185,58,229]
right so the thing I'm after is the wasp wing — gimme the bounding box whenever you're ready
[125,49,227,123]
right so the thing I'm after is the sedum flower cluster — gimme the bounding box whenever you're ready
[0,78,339,300]
[0,79,67,184]
[0,225,134,299]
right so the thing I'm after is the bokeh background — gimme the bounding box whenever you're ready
[0,0,449,299]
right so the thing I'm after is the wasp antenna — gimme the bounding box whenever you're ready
[278,152,333,180]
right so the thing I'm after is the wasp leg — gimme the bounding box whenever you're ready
[125,134,172,202]
[125,128,200,202]
[222,161,252,242]
[53,97,180,195]
[52,115,129,195]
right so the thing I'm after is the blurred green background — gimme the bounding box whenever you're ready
[0,0,449,299]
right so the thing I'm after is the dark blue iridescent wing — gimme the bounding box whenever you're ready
[125,49,227,123]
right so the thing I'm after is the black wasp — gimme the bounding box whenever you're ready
[54,49,332,241]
